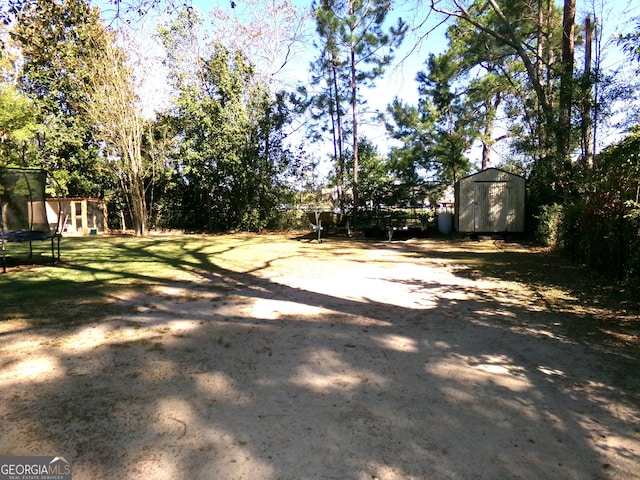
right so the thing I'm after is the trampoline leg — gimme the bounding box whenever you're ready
[50,235,61,266]
[1,241,5,274]
[29,240,33,259]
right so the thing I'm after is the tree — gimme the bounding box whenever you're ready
[418,53,475,183]
[580,14,594,167]
[428,0,575,201]
[0,86,41,165]
[385,98,434,185]
[437,17,519,169]
[620,17,640,69]
[350,139,395,212]
[10,0,108,195]
[307,4,350,208]
[385,51,474,191]
[312,0,406,222]
[0,33,42,166]
[83,31,149,236]
[209,0,312,87]
[558,0,576,165]
[158,11,299,231]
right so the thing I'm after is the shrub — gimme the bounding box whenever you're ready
[534,203,565,248]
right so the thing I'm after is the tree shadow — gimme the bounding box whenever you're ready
[1,235,638,479]
[398,238,639,360]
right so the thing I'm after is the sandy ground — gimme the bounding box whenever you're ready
[0,234,638,479]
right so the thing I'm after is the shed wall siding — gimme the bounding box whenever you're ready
[455,169,525,233]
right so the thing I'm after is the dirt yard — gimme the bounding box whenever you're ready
[0,233,638,479]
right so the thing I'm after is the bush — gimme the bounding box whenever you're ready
[534,203,565,248]
[266,209,309,231]
[529,131,640,281]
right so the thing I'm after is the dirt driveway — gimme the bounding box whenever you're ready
[0,234,638,479]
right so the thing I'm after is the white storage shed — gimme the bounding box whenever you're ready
[454,168,525,234]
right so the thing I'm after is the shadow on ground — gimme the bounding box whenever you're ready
[1,234,638,479]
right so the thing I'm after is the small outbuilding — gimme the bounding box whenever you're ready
[46,197,108,236]
[454,168,525,234]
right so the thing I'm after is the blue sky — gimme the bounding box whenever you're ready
[180,0,443,111]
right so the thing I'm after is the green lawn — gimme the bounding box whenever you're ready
[1,235,229,325]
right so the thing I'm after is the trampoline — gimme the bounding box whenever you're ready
[0,167,63,273]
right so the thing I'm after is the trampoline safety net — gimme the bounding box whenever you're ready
[0,167,61,272]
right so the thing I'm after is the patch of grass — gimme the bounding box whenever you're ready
[431,239,640,355]
[406,239,638,314]
[0,234,245,326]
[471,244,637,314]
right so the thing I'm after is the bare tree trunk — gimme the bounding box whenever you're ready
[581,15,594,167]
[331,58,346,197]
[349,0,359,226]
[558,0,576,163]
[481,138,490,170]
[84,34,149,236]
[535,0,553,157]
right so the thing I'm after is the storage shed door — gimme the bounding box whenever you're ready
[474,181,508,232]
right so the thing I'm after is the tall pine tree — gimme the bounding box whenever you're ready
[312,0,406,222]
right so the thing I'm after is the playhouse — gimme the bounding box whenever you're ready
[47,197,108,236]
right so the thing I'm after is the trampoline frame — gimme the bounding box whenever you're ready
[0,167,63,273]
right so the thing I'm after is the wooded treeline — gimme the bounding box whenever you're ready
[1,0,308,235]
[0,0,639,279]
